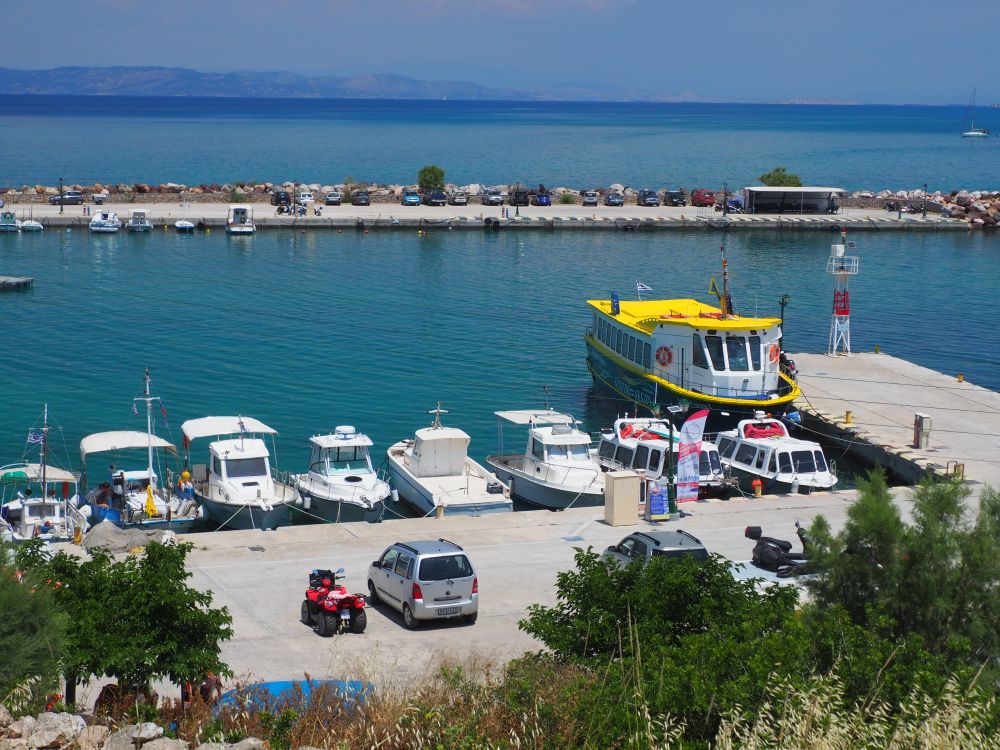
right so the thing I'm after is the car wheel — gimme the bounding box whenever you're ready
[367,580,380,605]
[403,604,420,630]
[77,200,83,205]
[349,608,367,634]
[300,600,312,626]
[464,612,478,625]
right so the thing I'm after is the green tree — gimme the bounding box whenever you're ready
[758,166,803,186]
[417,164,445,191]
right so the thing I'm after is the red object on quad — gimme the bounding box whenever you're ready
[300,568,367,636]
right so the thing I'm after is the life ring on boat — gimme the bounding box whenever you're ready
[768,343,780,363]
[655,346,673,367]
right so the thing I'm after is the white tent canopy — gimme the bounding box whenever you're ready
[80,431,175,458]
[494,410,576,426]
[181,416,277,442]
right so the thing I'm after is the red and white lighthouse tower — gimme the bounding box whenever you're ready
[827,227,859,355]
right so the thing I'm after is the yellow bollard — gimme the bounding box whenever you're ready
[435,504,444,520]
[844,410,853,425]
[752,479,763,498]
[874,344,880,354]
[73,525,82,545]
[957,373,964,382]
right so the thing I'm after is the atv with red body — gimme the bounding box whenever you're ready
[301,567,367,636]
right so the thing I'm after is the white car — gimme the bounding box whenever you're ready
[581,191,599,207]
[296,190,314,206]
[448,191,468,206]
[324,191,342,206]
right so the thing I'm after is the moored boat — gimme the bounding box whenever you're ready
[0,210,21,232]
[175,219,195,233]
[89,210,121,233]
[126,209,153,232]
[225,205,255,235]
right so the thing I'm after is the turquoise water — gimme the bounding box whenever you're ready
[0,228,995,478]
[1,97,999,190]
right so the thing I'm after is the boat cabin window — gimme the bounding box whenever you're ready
[225,456,267,479]
[628,337,636,362]
[735,444,757,465]
[648,448,663,474]
[643,342,651,369]
[692,334,710,369]
[726,336,750,371]
[634,444,650,471]
[778,452,792,472]
[768,453,776,473]
[614,445,634,468]
[814,451,828,472]
[704,335,725,371]
[755,449,767,470]
[598,440,616,460]
[531,439,545,461]
[749,335,762,371]
[547,444,590,461]
[213,456,223,476]
[699,450,721,475]
[791,450,817,473]
[324,447,372,474]
[717,437,737,459]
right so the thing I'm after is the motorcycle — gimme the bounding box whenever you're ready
[300,567,367,636]
[745,522,810,577]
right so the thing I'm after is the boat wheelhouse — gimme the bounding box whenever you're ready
[0,210,21,232]
[0,463,79,543]
[89,211,121,233]
[585,297,798,428]
[595,417,727,497]
[292,426,389,523]
[715,414,837,494]
[126,209,153,232]
[225,205,255,235]
[486,409,603,510]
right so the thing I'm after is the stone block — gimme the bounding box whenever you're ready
[75,726,109,750]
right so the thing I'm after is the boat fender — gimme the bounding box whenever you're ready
[303,494,311,510]
[390,488,399,504]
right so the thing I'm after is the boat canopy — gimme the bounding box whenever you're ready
[588,298,780,335]
[80,431,175,458]
[0,463,78,484]
[182,416,277,442]
[494,409,576,426]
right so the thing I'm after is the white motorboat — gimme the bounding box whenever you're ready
[76,369,200,531]
[595,416,727,497]
[20,219,43,232]
[486,409,603,510]
[181,416,299,530]
[89,210,121,233]
[0,210,21,232]
[225,205,255,235]
[715,412,837,494]
[126,209,153,232]
[175,219,195,233]
[386,404,511,517]
[292,426,389,523]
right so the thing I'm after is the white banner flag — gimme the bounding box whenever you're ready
[675,409,709,503]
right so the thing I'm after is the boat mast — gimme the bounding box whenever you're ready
[40,403,48,493]
[720,244,730,318]
[135,367,158,494]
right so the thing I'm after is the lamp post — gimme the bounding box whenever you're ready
[722,181,728,216]
[59,177,64,215]
[922,182,928,219]
[779,294,791,348]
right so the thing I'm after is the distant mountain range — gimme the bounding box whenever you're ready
[0,65,700,102]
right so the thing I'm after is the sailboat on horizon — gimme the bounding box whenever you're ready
[962,89,990,137]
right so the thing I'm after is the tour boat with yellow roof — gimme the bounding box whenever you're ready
[584,258,799,428]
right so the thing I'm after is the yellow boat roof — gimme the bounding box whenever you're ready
[588,298,781,335]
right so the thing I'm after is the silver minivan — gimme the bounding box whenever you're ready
[367,539,478,629]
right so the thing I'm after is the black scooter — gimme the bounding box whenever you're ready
[745,522,810,577]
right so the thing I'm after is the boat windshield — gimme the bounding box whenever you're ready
[726,337,750,371]
[790,450,817,473]
[225,457,267,478]
[323,447,372,475]
[813,450,828,472]
[547,444,591,461]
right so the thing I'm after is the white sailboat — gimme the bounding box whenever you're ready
[962,89,990,137]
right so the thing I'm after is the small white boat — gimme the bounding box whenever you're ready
[386,404,512,517]
[0,210,21,232]
[126,209,153,232]
[962,88,990,137]
[175,219,195,233]
[715,412,837,494]
[292,426,389,523]
[486,409,604,510]
[225,205,255,235]
[89,210,121,233]
[20,219,43,232]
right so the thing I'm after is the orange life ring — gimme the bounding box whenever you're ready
[768,343,780,363]
[655,346,673,367]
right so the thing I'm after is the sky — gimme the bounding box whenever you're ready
[3,0,994,105]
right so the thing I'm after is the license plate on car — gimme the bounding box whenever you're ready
[340,610,350,619]
[437,606,460,616]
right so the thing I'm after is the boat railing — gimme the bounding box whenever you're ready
[542,462,602,491]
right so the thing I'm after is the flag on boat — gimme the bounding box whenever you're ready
[238,417,247,433]
[160,404,169,427]
[636,280,653,300]
[132,402,139,417]
[708,276,720,300]
[26,430,44,444]
[675,409,709,503]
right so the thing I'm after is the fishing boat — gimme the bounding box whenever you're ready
[594,416,727,498]
[386,404,512,517]
[0,405,84,543]
[291,426,389,523]
[225,205,255,235]
[175,219,195,233]
[585,250,799,429]
[715,412,837,494]
[181,415,299,530]
[962,89,990,137]
[89,210,121,233]
[19,205,42,232]
[0,210,21,232]
[75,369,201,531]
[126,209,153,232]
[486,409,604,510]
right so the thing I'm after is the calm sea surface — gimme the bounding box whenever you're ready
[0,228,996,482]
[2,97,1000,190]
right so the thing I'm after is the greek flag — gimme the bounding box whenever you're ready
[26,430,44,444]
[132,402,139,416]
[238,417,247,433]
[636,281,653,300]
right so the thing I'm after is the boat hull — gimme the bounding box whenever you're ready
[295,489,384,523]
[488,461,604,510]
[196,493,290,530]
[387,454,511,516]
[726,464,835,495]
[226,226,255,235]
[89,225,120,233]
[89,503,201,532]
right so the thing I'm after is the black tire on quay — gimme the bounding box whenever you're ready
[350,608,367,634]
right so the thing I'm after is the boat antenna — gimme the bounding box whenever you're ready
[543,384,550,411]
[134,367,160,495]
[720,243,730,318]
[428,402,449,429]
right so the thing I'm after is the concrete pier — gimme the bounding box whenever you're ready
[793,352,1000,485]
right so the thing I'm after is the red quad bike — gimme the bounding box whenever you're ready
[301,567,367,636]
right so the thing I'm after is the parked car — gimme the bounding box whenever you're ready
[581,190,599,207]
[367,539,478,628]
[324,190,342,206]
[531,192,552,206]
[351,190,370,206]
[49,190,84,205]
[603,530,709,568]
[636,189,660,207]
[604,191,625,207]
[691,189,716,207]
[270,190,291,206]
[510,190,530,206]
[482,189,504,206]
[402,189,421,206]
[422,190,447,206]
[296,190,315,206]
[664,190,686,207]
[448,191,468,206]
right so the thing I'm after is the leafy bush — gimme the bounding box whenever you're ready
[758,166,802,186]
[559,193,577,204]
[417,165,445,191]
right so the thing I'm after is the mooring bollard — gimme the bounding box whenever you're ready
[874,344,880,353]
[957,373,965,382]
[752,479,763,498]
[435,504,444,520]
[844,410,853,425]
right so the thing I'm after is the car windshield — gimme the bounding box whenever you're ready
[418,554,473,581]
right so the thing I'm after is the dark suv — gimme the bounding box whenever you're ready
[422,190,447,206]
[270,190,291,206]
[352,190,371,206]
[636,189,660,207]
[664,190,686,207]
[603,530,709,567]
[49,190,85,205]
[509,190,530,206]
